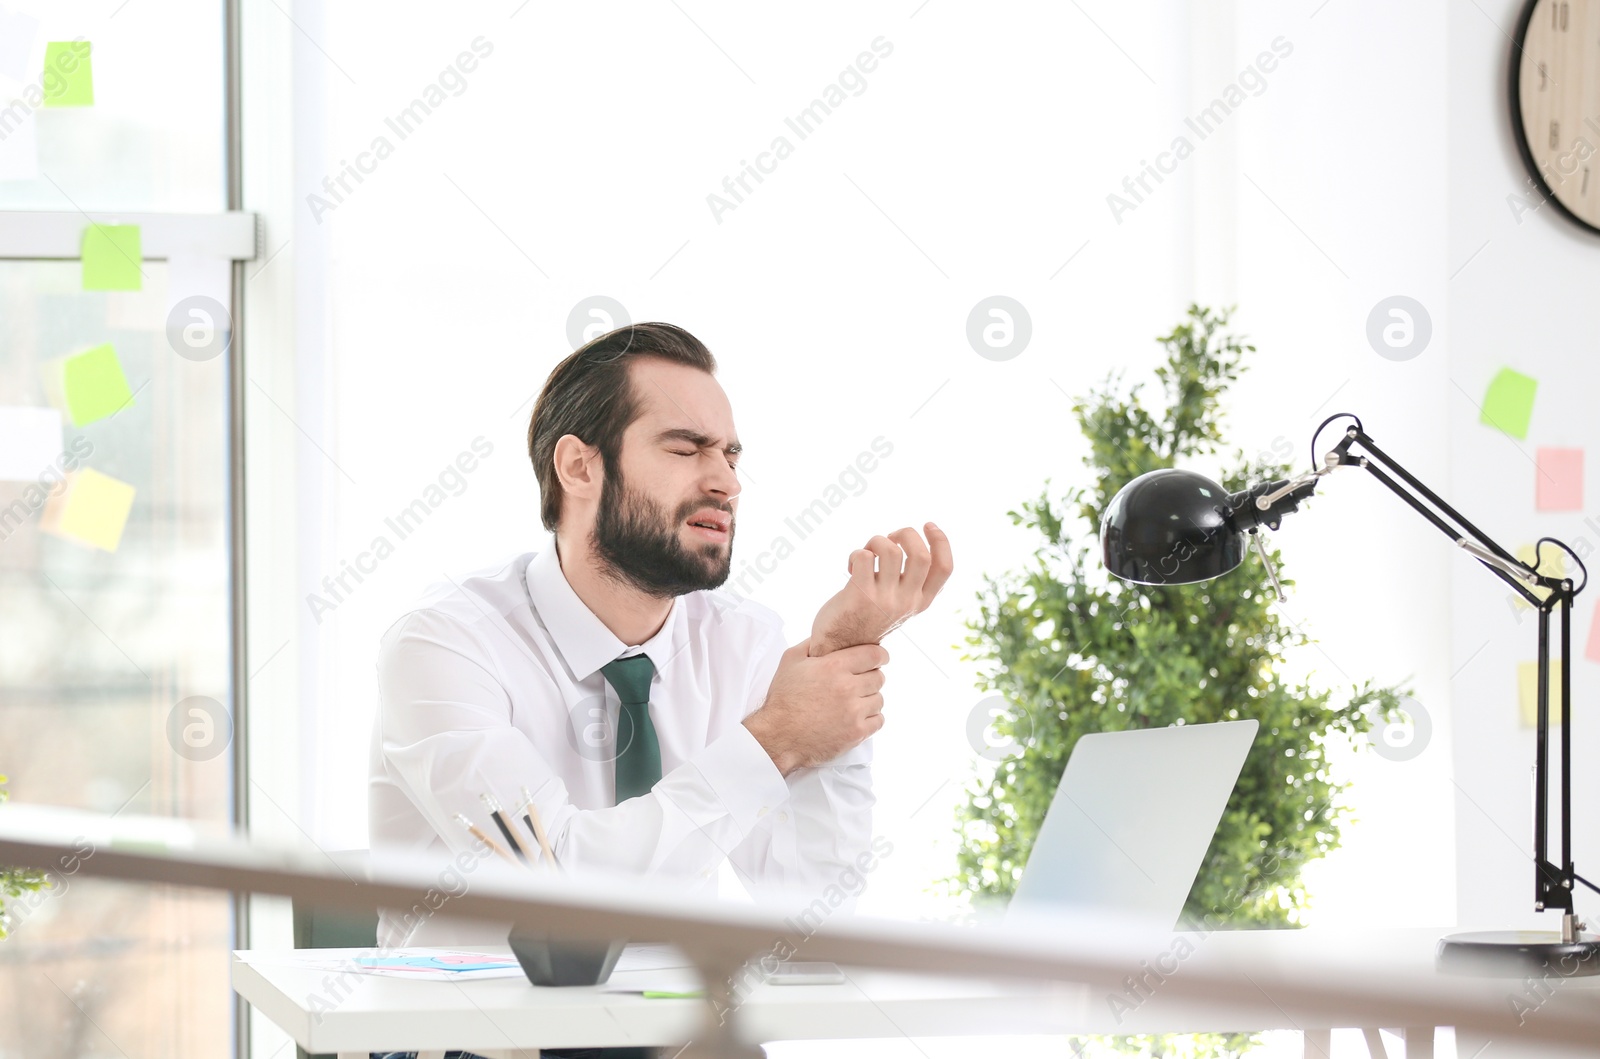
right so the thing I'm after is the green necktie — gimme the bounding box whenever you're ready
[600,654,662,804]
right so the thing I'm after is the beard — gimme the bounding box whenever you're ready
[590,465,735,599]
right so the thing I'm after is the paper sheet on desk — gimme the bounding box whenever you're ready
[603,943,703,995]
[611,943,693,973]
[234,949,526,981]
[234,943,696,984]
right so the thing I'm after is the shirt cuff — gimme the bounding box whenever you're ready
[691,721,792,836]
[827,733,873,765]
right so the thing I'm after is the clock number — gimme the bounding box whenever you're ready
[1514,0,1600,232]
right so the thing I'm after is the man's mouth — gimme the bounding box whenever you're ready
[686,510,731,542]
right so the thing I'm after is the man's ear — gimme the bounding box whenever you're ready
[553,433,604,503]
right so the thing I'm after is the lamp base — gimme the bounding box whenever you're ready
[1436,930,1600,978]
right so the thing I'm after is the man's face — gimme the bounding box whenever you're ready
[588,358,741,599]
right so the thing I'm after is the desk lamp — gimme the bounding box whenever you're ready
[1099,412,1599,976]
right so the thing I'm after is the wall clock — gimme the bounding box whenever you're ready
[1512,0,1600,233]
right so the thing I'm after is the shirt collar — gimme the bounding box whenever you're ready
[524,538,686,682]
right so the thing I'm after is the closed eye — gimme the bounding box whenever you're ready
[673,448,739,470]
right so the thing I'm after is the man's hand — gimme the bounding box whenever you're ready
[808,522,953,656]
[743,639,888,776]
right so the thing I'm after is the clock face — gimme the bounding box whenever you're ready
[1513,0,1600,231]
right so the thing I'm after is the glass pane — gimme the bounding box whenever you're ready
[0,260,231,1057]
[0,0,225,210]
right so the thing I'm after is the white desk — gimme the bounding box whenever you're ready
[231,947,1087,1057]
[9,805,1595,1057]
[233,928,1600,1058]
[1099,926,1600,1058]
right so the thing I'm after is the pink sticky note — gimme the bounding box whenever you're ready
[1536,448,1583,511]
[1588,597,1600,663]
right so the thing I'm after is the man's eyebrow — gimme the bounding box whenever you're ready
[653,427,742,456]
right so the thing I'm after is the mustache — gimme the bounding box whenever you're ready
[678,502,735,520]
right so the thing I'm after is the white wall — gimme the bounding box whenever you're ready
[1448,0,1600,931]
[1218,1,1459,928]
[269,0,1199,925]
[241,0,1600,949]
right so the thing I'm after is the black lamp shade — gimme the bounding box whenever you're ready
[1100,468,1246,585]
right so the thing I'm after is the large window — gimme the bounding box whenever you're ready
[0,2,242,1056]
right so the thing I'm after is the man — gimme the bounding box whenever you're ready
[367,322,951,1059]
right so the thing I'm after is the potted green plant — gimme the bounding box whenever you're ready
[949,305,1408,1057]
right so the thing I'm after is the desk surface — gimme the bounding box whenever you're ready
[233,927,1600,1056]
[232,946,1085,1054]
[1116,925,1600,1038]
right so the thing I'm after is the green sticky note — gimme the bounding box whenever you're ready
[1480,367,1537,439]
[82,223,142,291]
[643,990,705,999]
[42,41,93,107]
[61,344,134,426]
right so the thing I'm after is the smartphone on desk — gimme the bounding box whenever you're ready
[764,960,845,985]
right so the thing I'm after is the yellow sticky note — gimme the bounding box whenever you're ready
[1511,544,1566,611]
[1517,659,1566,727]
[48,344,134,427]
[82,224,142,291]
[1587,596,1600,664]
[42,41,93,107]
[39,468,135,551]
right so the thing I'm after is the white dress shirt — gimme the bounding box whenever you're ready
[368,539,875,947]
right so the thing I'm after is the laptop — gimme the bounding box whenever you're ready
[1005,718,1259,930]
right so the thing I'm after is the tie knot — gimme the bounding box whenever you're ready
[600,653,655,704]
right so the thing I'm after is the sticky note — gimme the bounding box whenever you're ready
[1512,543,1565,610]
[41,41,93,107]
[0,6,40,82]
[55,344,134,426]
[1515,544,1564,577]
[82,223,142,290]
[1480,368,1538,439]
[0,105,37,181]
[1517,659,1566,727]
[39,468,135,551]
[1536,447,1583,511]
[0,407,63,481]
[165,256,232,319]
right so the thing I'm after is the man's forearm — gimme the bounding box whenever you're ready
[806,615,883,657]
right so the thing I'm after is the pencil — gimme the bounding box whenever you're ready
[481,793,531,865]
[517,785,561,872]
[453,812,519,868]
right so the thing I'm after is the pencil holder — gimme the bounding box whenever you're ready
[506,924,627,986]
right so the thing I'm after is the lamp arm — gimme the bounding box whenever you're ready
[1317,420,1583,924]
[1324,425,1557,607]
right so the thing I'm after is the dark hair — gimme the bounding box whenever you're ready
[528,322,718,533]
